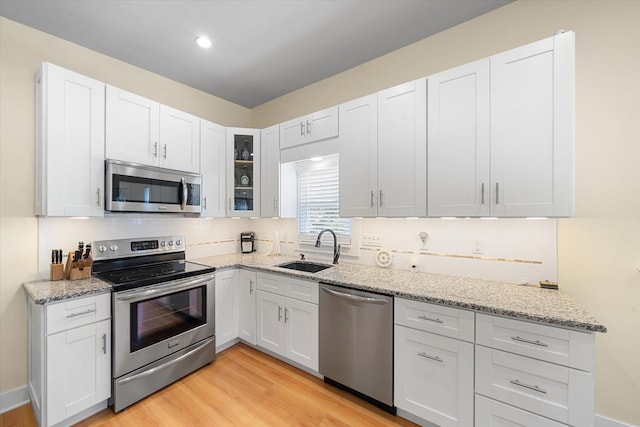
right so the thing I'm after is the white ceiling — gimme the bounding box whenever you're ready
[0,0,512,108]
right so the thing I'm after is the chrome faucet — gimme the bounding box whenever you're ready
[315,229,340,264]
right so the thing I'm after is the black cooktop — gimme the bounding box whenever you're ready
[94,260,215,292]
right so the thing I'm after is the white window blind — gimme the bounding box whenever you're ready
[298,165,351,245]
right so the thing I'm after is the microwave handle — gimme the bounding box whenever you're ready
[180,177,187,210]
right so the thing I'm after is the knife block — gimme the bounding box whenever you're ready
[49,264,64,281]
[64,252,93,280]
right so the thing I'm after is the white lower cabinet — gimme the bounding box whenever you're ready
[476,394,566,427]
[237,270,257,345]
[28,293,111,427]
[394,298,474,427]
[215,269,238,350]
[256,272,318,371]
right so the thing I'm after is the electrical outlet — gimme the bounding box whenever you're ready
[362,233,382,247]
[472,239,484,254]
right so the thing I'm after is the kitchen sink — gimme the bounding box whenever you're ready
[277,261,333,273]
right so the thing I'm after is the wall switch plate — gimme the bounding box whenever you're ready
[362,233,382,247]
[472,239,484,254]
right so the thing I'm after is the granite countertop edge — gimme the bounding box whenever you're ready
[23,253,607,333]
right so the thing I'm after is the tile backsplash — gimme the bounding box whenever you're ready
[38,215,557,284]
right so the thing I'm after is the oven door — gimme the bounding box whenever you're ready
[113,274,215,378]
[105,160,201,213]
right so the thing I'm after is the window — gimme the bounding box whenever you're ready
[297,156,351,245]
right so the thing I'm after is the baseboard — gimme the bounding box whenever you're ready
[0,385,29,414]
[596,413,637,427]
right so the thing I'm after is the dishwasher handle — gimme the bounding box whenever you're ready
[321,286,389,305]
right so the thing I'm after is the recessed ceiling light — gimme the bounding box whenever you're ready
[195,36,212,49]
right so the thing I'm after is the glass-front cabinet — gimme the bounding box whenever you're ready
[227,127,260,217]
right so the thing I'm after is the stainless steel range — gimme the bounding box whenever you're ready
[93,236,216,412]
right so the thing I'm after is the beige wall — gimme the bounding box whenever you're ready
[0,17,250,396]
[252,1,640,424]
[2,0,639,424]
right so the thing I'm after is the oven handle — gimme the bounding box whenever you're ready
[114,274,214,302]
[117,337,215,385]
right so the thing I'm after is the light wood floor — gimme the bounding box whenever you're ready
[2,343,417,426]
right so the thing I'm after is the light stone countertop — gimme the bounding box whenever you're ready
[23,252,606,333]
[23,277,112,305]
[193,253,607,333]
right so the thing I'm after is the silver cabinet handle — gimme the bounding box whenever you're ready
[510,379,547,394]
[306,120,311,135]
[511,336,549,348]
[249,280,254,294]
[96,188,101,207]
[418,315,444,324]
[322,287,388,305]
[284,307,289,323]
[229,198,232,211]
[163,144,168,159]
[278,306,283,321]
[203,196,207,210]
[481,183,485,205]
[102,333,107,354]
[379,190,383,207]
[153,141,158,157]
[418,352,443,363]
[274,198,278,209]
[300,122,305,136]
[370,190,374,208]
[496,182,500,205]
[66,308,96,318]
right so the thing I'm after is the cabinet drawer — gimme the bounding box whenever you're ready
[476,313,594,371]
[394,326,473,427]
[395,298,474,342]
[46,293,111,335]
[257,272,318,304]
[475,346,593,426]
[475,395,566,427]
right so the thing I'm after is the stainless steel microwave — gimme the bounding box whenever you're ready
[105,160,202,214]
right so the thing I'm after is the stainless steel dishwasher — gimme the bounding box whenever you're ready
[319,283,394,413]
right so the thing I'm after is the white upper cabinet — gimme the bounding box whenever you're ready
[227,127,261,217]
[260,124,280,217]
[200,119,226,218]
[105,86,200,173]
[428,31,574,217]
[490,31,574,217]
[280,106,338,149]
[428,58,491,217]
[340,79,427,217]
[35,63,105,217]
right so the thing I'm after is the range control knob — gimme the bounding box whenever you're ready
[176,240,182,246]
[109,245,119,251]
[168,240,174,246]
[98,245,108,253]
[160,241,166,247]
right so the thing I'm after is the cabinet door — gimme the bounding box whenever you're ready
[307,106,339,143]
[428,59,491,217]
[394,326,474,427]
[260,125,280,217]
[227,128,261,217]
[339,94,378,217]
[215,270,238,350]
[159,105,200,173]
[377,79,427,217]
[280,117,305,149]
[105,85,159,166]
[200,120,226,218]
[47,319,110,426]
[256,290,285,354]
[491,32,574,217]
[237,270,257,345]
[36,63,105,217]
[284,297,318,371]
